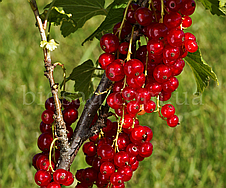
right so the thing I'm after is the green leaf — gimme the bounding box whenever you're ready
[198,0,226,16]
[82,0,128,45]
[67,60,96,101]
[184,48,219,95]
[45,0,107,37]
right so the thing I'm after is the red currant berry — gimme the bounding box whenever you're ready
[131,125,146,141]
[38,132,53,152]
[184,32,196,41]
[110,172,124,186]
[153,64,172,83]
[117,132,130,151]
[97,144,115,161]
[126,73,145,88]
[122,86,137,101]
[163,45,181,61]
[121,114,133,129]
[136,45,147,62]
[106,59,125,81]
[103,119,113,133]
[53,169,69,184]
[34,170,51,186]
[64,171,74,186]
[40,121,52,133]
[82,167,98,183]
[126,3,139,24]
[151,23,168,41]
[167,28,185,47]
[119,42,129,55]
[98,53,115,70]
[184,39,198,53]
[100,33,119,54]
[167,115,179,127]
[117,165,133,182]
[180,0,196,16]
[124,59,144,78]
[165,0,182,12]
[146,81,163,97]
[114,151,130,168]
[161,104,175,118]
[163,12,182,29]
[127,101,140,114]
[144,100,156,113]
[39,158,55,172]
[126,143,139,157]
[41,109,54,124]
[138,141,153,157]
[182,16,192,27]
[82,141,97,156]
[45,97,55,112]
[143,126,153,141]
[107,92,123,109]
[134,7,153,26]
[100,161,115,177]
[63,107,78,124]
[170,58,185,76]
[159,91,172,101]
[147,39,164,55]
[162,76,179,92]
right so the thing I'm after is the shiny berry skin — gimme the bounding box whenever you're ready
[53,169,69,184]
[170,58,185,76]
[130,160,139,171]
[113,22,132,39]
[127,101,140,114]
[106,59,125,81]
[98,53,115,70]
[75,169,84,182]
[135,88,151,104]
[134,7,153,26]
[103,119,113,132]
[126,73,145,88]
[124,59,144,78]
[151,23,168,41]
[162,76,179,92]
[45,97,55,112]
[180,0,196,16]
[100,33,119,54]
[126,143,139,156]
[136,45,147,61]
[167,28,185,47]
[138,141,153,157]
[144,100,156,113]
[131,125,146,141]
[97,144,115,161]
[163,12,182,29]
[163,45,180,61]
[184,32,196,41]
[184,39,198,53]
[35,170,51,186]
[121,114,133,129]
[32,153,44,169]
[117,165,133,182]
[38,132,53,152]
[41,109,54,124]
[182,16,192,27]
[122,86,137,101]
[167,115,179,127]
[107,92,123,109]
[114,151,130,168]
[63,107,78,124]
[82,141,97,156]
[110,172,124,186]
[39,158,55,172]
[119,42,129,55]
[75,182,90,188]
[161,104,175,118]
[64,171,74,186]
[46,182,61,188]
[117,133,130,150]
[113,81,124,93]
[100,161,115,177]
[153,64,172,83]
[147,39,164,55]
[146,81,162,97]
[126,3,139,24]
[92,156,102,171]
[40,121,52,133]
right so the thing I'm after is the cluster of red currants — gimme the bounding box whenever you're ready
[98,0,197,128]
[75,117,153,188]
[32,97,80,188]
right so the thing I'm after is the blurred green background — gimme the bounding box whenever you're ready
[0,0,226,188]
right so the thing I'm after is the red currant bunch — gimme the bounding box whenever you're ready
[32,97,80,187]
